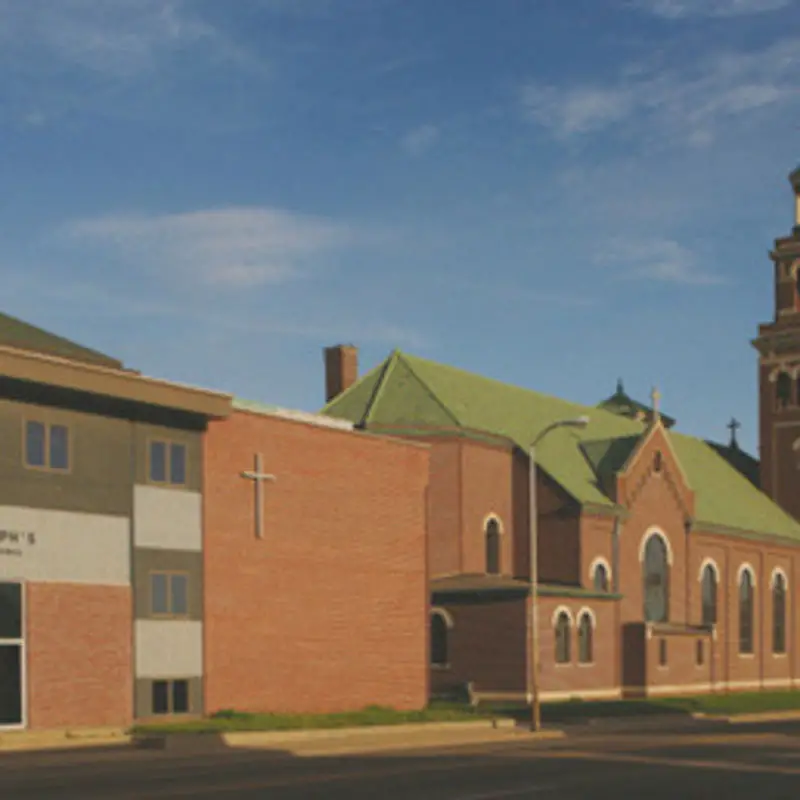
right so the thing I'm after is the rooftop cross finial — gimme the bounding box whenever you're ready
[727,417,741,449]
[650,387,661,420]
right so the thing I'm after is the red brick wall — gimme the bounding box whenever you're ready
[774,422,800,521]
[459,441,515,576]
[203,411,430,715]
[425,439,462,576]
[26,582,132,729]
[580,515,615,591]
[538,596,618,700]
[689,532,800,692]
[430,596,527,695]
[537,476,581,585]
[644,630,713,694]
[758,360,800,520]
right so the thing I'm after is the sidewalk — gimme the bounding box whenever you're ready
[135,718,564,757]
[0,727,131,753]
[0,719,562,757]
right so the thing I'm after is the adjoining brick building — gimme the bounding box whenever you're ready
[202,399,430,716]
[321,166,800,701]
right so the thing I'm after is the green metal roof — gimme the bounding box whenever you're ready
[322,350,800,544]
[0,312,122,368]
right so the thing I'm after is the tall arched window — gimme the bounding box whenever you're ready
[554,610,571,664]
[592,562,609,593]
[578,611,593,664]
[776,372,792,409]
[643,533,670,623]
[430,611,450,667]
[739,567,754,655]
[485,517,501,575]
[701,563,717,627]
[772,571,787,655]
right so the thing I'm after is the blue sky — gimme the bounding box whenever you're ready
[2,0,800,454]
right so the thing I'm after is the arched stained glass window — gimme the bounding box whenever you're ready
[643,534,669,623]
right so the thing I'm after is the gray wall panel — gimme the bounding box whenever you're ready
[0,399,132,517]
[133,424,202,492]
[134,677,203,719]
[133,549,202,621]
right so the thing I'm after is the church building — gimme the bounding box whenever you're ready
[321,165,800,702]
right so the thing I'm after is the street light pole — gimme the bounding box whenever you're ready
[528,415,590,732]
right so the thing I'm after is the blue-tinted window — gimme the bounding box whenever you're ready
[151,574,168,615]
[25,421,46,467]
[170,444,186,485]
[170,575,188,616]
[150,441,167,483]
[49,425,69,470]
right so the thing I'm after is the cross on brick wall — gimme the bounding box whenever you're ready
[240,453,277,539]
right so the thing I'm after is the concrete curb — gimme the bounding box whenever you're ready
[0,727,131,753]
[220,721,563,755]
[223,717,517,744]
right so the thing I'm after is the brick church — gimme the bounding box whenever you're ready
[321,164,800,701]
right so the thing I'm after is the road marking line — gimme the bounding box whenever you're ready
[542,749,800,777]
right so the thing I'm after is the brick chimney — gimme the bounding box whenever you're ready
[324,344,358,403]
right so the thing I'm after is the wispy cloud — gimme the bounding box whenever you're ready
[0,0,266,126]
[630,0,791,19]
[400,124,440,156]
[0,0,258,79]
[598,238,728,285]
[521,36,800,146]
[63,207,363,289]
[0,266,428,351]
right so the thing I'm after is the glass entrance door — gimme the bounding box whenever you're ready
[0,583,23,727]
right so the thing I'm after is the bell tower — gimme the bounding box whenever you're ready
[752,165,800,520]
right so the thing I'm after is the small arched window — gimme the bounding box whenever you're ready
[739,567,755,655]
[776,372,792,409]
[643,533,670,623]
[653,451,663,473]
[430,611,450,667]
[554,610,571,664]
[700,563,717,627]
[578,612,593,664]
[592,562,609,593]
[485,517,501,575]
[772,572,787,655]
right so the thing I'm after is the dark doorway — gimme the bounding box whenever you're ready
[0,645,22,726]
[0,582,23,727]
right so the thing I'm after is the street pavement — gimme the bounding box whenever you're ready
[2,721,800,799]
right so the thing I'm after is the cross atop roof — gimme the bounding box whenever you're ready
[727,417,741,449]
[650,387,661,420]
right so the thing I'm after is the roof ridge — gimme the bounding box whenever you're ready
[361,349,401,426]
[401,350,636,430]
[397,351,463,428]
